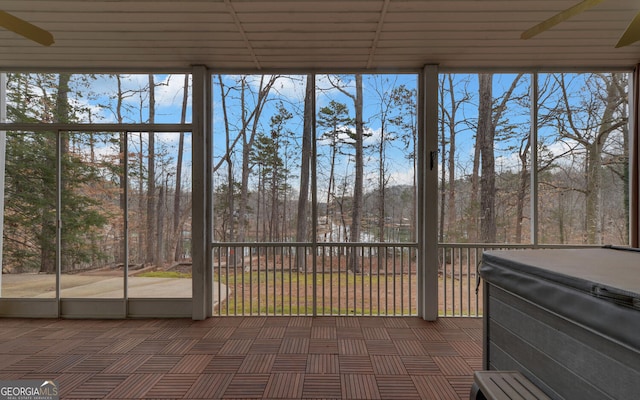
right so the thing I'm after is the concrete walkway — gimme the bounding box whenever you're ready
[0,274,226,305]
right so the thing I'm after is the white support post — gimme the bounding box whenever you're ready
[192,65,210,320]
[420,64,439,320]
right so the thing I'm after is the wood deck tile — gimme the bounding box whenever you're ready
[279,337,309,353]
[204,326,236,339]
[422,341,459,356]
[394,340,428,356]
[102,354,152,374]
[309,339,339,354]
[219,339,253,354]
[232,327,261,339]
[433,356,475,376]
[105,373,162,399]
[183,373,233,399]
[142,373,198,399]
[64,374,128,399]
[302,374,342,399]
[386,329,417,341]
[412,375,460,400]
[169,354,213,374]
[0,317,482,400]
[312,326,337,339]
[264,372,304,399]
[362,327,391,340]
[412,327,447,341]
[376,375,421,399]
[371,355,408,375]
[223,373,270,398]
[306,354,340,374]
[339,355,374,374]
[258,326,286,339]
[366,339,398,355]
[338,339,368,355]
[336,327,365,339]
[448,375,476,400]
[336,317,360,328]
[237,353,276,374]
[271,354,308,372]
[203,355,245,373]
[401,355,441,375]
[135,355,182,373]
[66,354,121,373]
[341,374,381,399]
[284,326,312,337]
[249,338,281,354]
[188,339,225,354]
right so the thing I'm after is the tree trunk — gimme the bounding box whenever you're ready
[173,74,189,261]
[478,74,496,243]
[515,138,530,243]
[295,75,313,270]
[146,74,156,265]
[39,73,71,273]
[446,75,457,241]
[349,75,364,273]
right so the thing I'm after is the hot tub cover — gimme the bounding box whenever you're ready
[481,246,640,351]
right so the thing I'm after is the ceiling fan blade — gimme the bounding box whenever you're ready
[0,11,54,46]
[521,0,607,40]
[616,11,640,47]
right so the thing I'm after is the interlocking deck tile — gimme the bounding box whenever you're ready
[135,355,182,373]
[412,375,460,399]
[142,373,198,399]
[271,354,308,372]
[371,355,408,375]
[249,338,282,354]
[64,374,128,399]
[258,326,287,339]
[433,356,475,376]
[237,353,276,374]
[394,340,428,356]
[309,339,339,354]
[264,372,304,399]
[339,355,374,374]
[105,373,162,399]
[169,354,213,373]
[401,355,441,375]
[302,374,342,399]
[422,341,459,356]
[219,339,253,355]
[338,339,368,355]
[306,354,340,374]
[341,374,381,399]
[188,339,225,354]
[0,317,482,400]
[103,354,152,374]
[376,375,421,399]
[223,373,270,398]
[203,355,245,373]
[365,339,398,355]
[362,327,391,340]
[279,337,309,354]
[183,373,233,399]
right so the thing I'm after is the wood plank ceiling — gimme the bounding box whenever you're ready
[1,0,639,71]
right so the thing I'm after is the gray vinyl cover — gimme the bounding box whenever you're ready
[481,247,640,351]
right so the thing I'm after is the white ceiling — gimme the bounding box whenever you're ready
[1,0,640,71]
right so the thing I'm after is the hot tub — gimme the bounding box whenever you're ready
[480,247,640,400]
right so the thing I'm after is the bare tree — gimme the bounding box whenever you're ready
[295,75,313,270]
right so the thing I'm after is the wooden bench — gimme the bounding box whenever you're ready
[470,371,551,400]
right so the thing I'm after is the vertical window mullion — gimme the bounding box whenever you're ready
[531,73,539,246]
